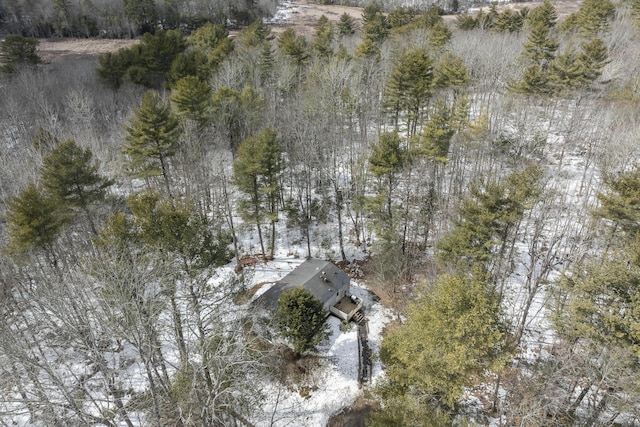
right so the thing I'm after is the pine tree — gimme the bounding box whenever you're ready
[277,28,309,66]
[455,13,477,31]
[188,23,234,72]
[170,76,212,129]
[522,21,559,67]
[510,63,552,95]
[236,19,273,48]
[577,37,609,84]
[526,0,557,29]
[40,139,113,234]
[6,183,66,257]
[361,2,389,44]
[275,287,330,356]
[337,12,356,36]
[434,52,470,94]
[123,91,181,196]
[380,274,507,410]
[311,15,333,59]
[437,166,543,273]
[417,100,455,163]
[0,35,41,73]
[384,47,434,136]
[426,21,452,51]
[548,48,583,93]
[368,131,406,227]
[233,128,283,258]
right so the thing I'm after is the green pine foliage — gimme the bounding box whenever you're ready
[5,183,66,256]
[525,0,557,29]
[233,128,284,258]
[416,100,455,163]
[170,76,212,128]
[211,86,266,153]
[596,169,640,239]
[455,13,477,31]
[122,91,181,195]
[560,0,615,37]
[236,19,273,48]
[368,131,406,235]
[361,2,389,44]
[494,8,528,33]
[383,46,434,136]
[522,21,559,66]
[127,191,231,270]
[275,287,330,356]
[0,35,42,73]
[426,21,452,51]
[277,28,309,66]
[379,274,507,410]
[437,165,543,272]
[337,12,356,36]
[311,15,334,59]
[433,52,470,94]
[97,30,186,89]
[40,139,113,234]
[187,23,234,72]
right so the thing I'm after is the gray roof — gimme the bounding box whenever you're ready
[257,259,350,311]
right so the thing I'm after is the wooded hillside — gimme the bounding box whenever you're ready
[2,0,640,425]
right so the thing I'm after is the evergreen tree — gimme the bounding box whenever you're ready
[548,49,583,92]
[211,86,265,153]
[368,131,406,231]
[437,166,543,274]
[127,191,230,270]
[433,52,470,94]
[562,0,615,37]
[417,100,455,163]
[0,35,42,73]
[522,21,559,67]
[170,76,212,129]
[311,15,333,59]
[510,63,552,95]
[426,21,452,51]
[5,183,66,257]
[275,287,330,356]
[577,37,609,84]
[122,91,181,196]
[233,128,284,258]
[455,13,477,31]
[236,19,273,48]
[337,12,356,36]
[187,23,234,72]
[526,0,557,29]
[40,139,113,234]
[379,274,507,410]
[384,46,434,136]
[361,2,389,44]
[277,28,309,66]
[596,169,640,239]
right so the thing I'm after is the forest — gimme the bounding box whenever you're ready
[2,0,640,425]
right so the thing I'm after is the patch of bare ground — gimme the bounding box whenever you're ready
[233,280,275,305]
[468,1,580,18]
[328,395,380,427]
[274,344,322,398]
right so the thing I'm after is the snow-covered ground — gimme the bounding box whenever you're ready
[237,258,394,426]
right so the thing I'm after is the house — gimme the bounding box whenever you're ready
[257,258,363,322]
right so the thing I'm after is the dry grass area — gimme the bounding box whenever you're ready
[35,1,581,61]
[37,38,139,63]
